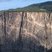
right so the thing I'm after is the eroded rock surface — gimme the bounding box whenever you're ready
[0,12,52,52]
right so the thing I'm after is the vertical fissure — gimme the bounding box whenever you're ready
[18,12,24,52]
[3,11,6,43]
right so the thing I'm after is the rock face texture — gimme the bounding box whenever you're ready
[0,12,52,52]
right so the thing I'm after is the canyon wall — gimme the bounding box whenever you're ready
[0,12,52,52]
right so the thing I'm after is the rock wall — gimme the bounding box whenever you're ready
[0,12,52,52]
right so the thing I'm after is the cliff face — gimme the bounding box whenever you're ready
[26,12,52,48]
[0,12,52,52]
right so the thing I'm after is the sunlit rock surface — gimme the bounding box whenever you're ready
[0,12,52,52]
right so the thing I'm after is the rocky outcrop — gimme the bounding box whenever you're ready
[0,12,52,52]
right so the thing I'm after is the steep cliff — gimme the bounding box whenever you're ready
[0,12,52,52]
